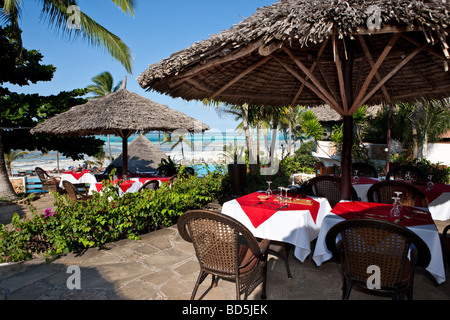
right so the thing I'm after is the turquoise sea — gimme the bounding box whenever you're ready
[12,130,288,173]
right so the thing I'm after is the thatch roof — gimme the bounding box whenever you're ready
[311,104,382,122]
[31,88,210,137]
[112,133,167,173]
[138,0,450,110]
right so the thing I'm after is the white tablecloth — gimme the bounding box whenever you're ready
[312,202,446,285]
[59,171,97,189]
[221,194,332,262]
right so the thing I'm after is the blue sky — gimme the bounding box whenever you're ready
[4,0,276,131]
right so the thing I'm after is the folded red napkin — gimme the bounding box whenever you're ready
[236,192,320,228]
[415,183,450,203]
[331,201,433,227]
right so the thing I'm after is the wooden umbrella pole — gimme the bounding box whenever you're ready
[341,37,355,200]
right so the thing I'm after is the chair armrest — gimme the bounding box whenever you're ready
[444,225,450,237]
[258,238,270,256]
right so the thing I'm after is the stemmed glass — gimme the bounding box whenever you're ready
[426,174,434,191]
[277,187,284,202]
[352,170,359,184]
[394,191,403,211]
[390,196,401,218]
[266,181,272,197]
[281,187,290,206]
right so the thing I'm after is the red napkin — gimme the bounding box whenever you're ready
[236,192,320,228]
[66,171,84,180]
[118,180,135,193]
[331,201,434,227]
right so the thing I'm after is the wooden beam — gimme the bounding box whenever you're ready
[259,41,283,56]
[290,38,329,106]
[209,55,272,100]
[358,35,392,103]
[350,33,400,113]
[357,42,428,108]
[401,34,447,61]
[333,35,348,112]
[272,55,343,114]
[282,46,342,113]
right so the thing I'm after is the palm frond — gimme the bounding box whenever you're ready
[109,0,136,16]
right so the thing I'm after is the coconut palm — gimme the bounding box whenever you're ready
[4,149,28,176]
[85,71,123,161]
[162,132,194,162]
[1,0,135,73]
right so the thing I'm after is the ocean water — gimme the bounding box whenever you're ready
[12,130,287,173]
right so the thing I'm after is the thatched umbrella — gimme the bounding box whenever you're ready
[31,78,210,178]
[138,0,450,199]
[112,133,168,173]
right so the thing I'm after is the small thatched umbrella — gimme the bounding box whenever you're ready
[138,0,450,199]
[112,133,168,172]
[31,78,210,178]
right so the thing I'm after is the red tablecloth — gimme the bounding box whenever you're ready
[352,177,379,185]
[331,201,434,227]
[414,182,450,203]
[235,192,320,228]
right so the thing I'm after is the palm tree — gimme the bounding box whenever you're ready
[162,132,194,162]
[1,0,135,73]
[4,149,28,176]
[85,71,123,162]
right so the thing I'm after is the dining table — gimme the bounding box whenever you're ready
[88,176,171,196]
[413,182,450,221]
[59,169,98,189]
[351,177,380,202]
[312,200,446,285]
[221,191,332,262]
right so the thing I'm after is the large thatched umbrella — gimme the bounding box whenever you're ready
[138,0,450,200]
[31,79,209,178]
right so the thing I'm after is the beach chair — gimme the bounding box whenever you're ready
[63,181,93,202]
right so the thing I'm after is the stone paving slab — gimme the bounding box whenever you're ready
[0,194,449,301]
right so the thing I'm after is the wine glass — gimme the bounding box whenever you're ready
[390,196,401,218]
[426,174,434,191]
[393,191,403,211]
[266,181,273,197]
[352,170,359,184]
[277,187,284,202]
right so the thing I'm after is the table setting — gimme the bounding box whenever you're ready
[88,176,171,196]
[59,169,98,190]
[221,184,332,262]
[312,200,446,285]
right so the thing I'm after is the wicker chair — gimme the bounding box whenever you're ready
[441,225,450,267]
[386,165,428,183]
[177,210,269,300]
[367,180,429,207]
[138,180,159,191]
[305,175,358,207]
[325,219,431,300]
[63,181,93,202]
[352,162,378,178]
[35,167,61,193]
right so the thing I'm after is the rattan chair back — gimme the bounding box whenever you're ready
[367,180,429,207]
[306,176,358,207]
[386,165,428,183]
[177,210,269,300]
[63,180,91,202]
[35,167,50,182]
[138,180,159,191]
[352,162,378,178]
[326,219,430,299]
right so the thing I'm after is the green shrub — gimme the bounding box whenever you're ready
[0,166,226,263]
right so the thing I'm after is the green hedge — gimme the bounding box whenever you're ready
[0,166,227,263]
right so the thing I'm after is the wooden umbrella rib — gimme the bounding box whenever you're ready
[358,35,392,103]
[282,46,342,114]
[333,34,348,113]
[355,42,429,110]
[290,38,329,106]
[272,55,342,114]
[209,55,273,100]
[350,33,400,112]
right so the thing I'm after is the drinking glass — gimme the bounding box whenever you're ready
[393,191,403,211]
[390,196,401,218]
[277,187,284,202]
[352,170,359,184]
[426,174,434,191]
[266,181,272,197]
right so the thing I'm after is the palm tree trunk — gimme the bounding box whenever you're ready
[0,131,18,200]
